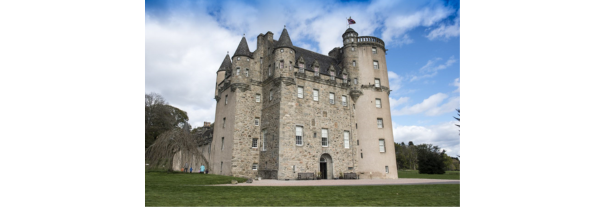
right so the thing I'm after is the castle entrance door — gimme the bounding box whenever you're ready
[319,154,333,179]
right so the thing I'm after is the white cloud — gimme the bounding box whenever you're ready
[408,56,457,82]
[389,97,410,108]
[381,4,455,44]
[393,121,460,157]
[392,93,459,116]
[451,78,460,93]
[426,16,460,41]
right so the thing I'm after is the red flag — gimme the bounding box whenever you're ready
[348,17,356,25]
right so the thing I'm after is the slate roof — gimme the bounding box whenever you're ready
[233,36,253,58]
[217,54,231,72]
[293,46,345,78]
[275,28,294,49]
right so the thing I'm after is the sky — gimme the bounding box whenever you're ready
[145,0,461,157]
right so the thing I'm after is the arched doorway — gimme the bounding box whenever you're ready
[319,154,333,179]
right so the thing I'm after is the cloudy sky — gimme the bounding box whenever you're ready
[145,0,461,157]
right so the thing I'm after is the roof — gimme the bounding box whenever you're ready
[293,46,345,78]
[233,37,253,58]
[275,28,293,49]
[217,54,231,72]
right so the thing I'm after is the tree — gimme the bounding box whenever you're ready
[454,109,460,127]
[407,141,417,170]
[145,92,191,148]
[145,129,204,171]
[416,144,447,174]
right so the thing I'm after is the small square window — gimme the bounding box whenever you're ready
[252,163,258,170]
[280,49,284,53]
[254,118,259,126]
[237,57,241,60]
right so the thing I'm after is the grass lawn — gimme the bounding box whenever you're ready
[398,170,460,180]
[146,171,459,206]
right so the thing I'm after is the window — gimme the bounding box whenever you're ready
[361,153,363,158]
[293,165,296,172]
[268,67,272,76]
[236,68,240,76]
[343,74,348,83]
[223,118,226,128]
[321,129,328,147]
[290,50,293,53]
[237,57,241,60]
[252,138,258,148]
[314,66,319,76]
[354,78,357,85]
[280,61,284,68]
[254,117,259,126]
[245,68,249,77]
[270,90,273,100]
[256,94,261,102]
[225,95,228,104]
[247,58,249,61]
[372,47,377,54]
[342,96,347,106]
[298,86,303,98]
[357,140,359,145]
[262,129,267,151]
[296,126,303,146]
[329,93,335,104]
[352,60,356,67]
[280,49,284,53]
[208,145,211,154]
[376,98,382,108]
[375,79,381,88]
[344,131,350,149]
[260,57,263,64]
[379,139,385,152]
[373,61,379,69]
[351,47,355,51]
[299,63,304,69]
[385,166,389,173]
[313,89,319,101]
[377,118,383,128]
[253,163,258,170]
[221,137,224,150]
[330,71,335,80]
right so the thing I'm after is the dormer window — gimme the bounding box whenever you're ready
[343,74,348,83]
[330,71,335,80]
[314,66,319,76]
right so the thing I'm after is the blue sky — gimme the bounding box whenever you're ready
[145,0,460,156]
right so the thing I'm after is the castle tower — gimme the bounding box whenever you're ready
[215,53,231,98]
[273,27,296,78]
[343,28,398,179]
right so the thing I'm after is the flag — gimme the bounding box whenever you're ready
[348,17,356,25]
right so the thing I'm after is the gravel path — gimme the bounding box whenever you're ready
[209,178,460,186]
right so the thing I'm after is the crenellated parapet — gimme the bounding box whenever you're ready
[356,36,385,51]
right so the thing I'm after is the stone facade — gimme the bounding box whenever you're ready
[208,27,398,180]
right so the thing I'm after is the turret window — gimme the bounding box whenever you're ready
[373,61,379,69]
[236,68,240,76]
[225,95,228,104]
[379,139,385,152]
[237,57,241,61]
[245,68,249,77]
[377,118,383,128]
[351,47,355,51]
[280,49,284,53]
[376,98,382,108]
[247,58,249,61]
[280,61,284,69]
[354,78,358,85]
[375,79,381,88]
[372,47,377,54]
[352,60,356,67]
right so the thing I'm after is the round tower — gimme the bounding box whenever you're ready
[215,52,231,98]
[231,36,254,84]
[346,29,398,179]
[273,27,296,78]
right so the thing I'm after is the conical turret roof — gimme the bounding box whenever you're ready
[217,53,231,72]
[275,28,293,49]
[233,37,253,58]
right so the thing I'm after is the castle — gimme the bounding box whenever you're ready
[208,27,397,179]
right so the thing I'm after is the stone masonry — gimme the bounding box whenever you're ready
[208,27,398,180]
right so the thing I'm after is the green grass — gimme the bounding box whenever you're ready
[146,171,460,206]
[398,170,460,180]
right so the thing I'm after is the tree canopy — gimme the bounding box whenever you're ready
[145,92,190,148]
[416,144,447,174]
